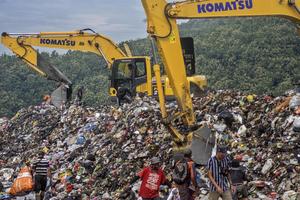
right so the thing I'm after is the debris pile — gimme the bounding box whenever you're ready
[0,99,173,199]
[0,91,299,199]
[193,91,300,199]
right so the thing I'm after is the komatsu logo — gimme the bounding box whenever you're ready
[197,0,253,13]
[40,39,76,46]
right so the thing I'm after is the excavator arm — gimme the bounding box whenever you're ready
[1,29,130,105]
[141,0,300,160]
[1,29,127,71]
[1,32,72,85]
[165,0,300,21]
[142,0,196,130]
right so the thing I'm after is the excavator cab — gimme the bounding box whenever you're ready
[110,57,148,104]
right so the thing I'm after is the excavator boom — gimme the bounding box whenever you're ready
[1,30,126,70]
[166,0,300,22]
[1,32,72,84]
[142,0,196,128]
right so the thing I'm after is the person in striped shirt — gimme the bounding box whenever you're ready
[207,146,233,200]
[32,151,50,200]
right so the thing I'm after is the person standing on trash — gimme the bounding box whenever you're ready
[32,151,50,200]
[75,86,84,105]
[230,159,248,200]
[128,157,168,200]
[207,145,234,200]
[172,149,198,200]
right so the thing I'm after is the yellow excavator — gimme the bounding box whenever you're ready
[141,0,300,163]
[1,28,207,106]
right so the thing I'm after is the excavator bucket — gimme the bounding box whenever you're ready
[37,54,72,85]
[37,53,73,108]
[51,84,71,108]
[191,125,215,165]
[168,124,214,165]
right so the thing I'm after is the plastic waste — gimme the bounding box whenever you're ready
[292,117,300,132]
[76,135,86,145]
[289,94,300,110]
[261,159,274,175]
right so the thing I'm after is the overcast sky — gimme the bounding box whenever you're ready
[0,0,147,54]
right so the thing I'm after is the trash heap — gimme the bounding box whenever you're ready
[0,99,173,199]
[193,91,300,199]
[0,90,299,199]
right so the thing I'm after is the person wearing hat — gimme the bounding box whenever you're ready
[127,157,168,200]
[207,145,233,200]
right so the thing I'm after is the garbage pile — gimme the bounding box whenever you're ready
[0,99,173,199]
[0,90,299,199]
[193,91,300,199]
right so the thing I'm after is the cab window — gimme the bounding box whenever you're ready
[116,62,133,79]
[135,61,146,77]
